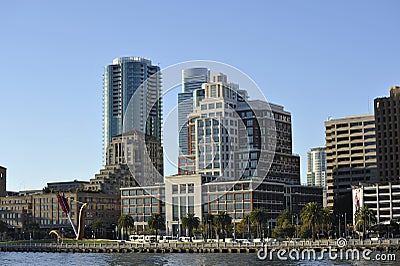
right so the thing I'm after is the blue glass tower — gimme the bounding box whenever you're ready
[103,57,162,164]
[178,68,210,155]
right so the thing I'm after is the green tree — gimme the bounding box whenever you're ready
[250,208,268,239]
[148,213,165,240]
[0,219,9,233]
[272,209,294,239]
[236,215,253,239]
[300,202,324,240]
[299,224,312,238]
[355,206,376,240]
[91,218,103,238]
[181,213,200,240]
[214,211,232,241]
[322,207,334,238]
[205,213,214,240]
[118,214,135,240]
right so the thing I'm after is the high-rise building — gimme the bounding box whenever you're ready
[178,72,300,185]
[178,68,209,155]
[103,57,162,164]
[374,86,400,182]
[0,166,6,197]
[235,100,300,184]
[325,114,378,214]
[307,147,327,187]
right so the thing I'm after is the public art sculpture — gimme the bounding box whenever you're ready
[49,192,87,240]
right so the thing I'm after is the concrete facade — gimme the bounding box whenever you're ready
[325,114,378,213]
[374,86,400,183]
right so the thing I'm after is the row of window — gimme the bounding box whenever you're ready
[200,102,223,110]
[122,198,159,205]
[122,188,164,197]
[172,184,195,194]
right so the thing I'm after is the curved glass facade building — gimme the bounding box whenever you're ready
[178,68,210,155]
[103,57,162,164]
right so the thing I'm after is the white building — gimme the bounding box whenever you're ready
[352,182,400,225]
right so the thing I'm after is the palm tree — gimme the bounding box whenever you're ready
[214,211,232,241]
[91,218,103,238]
[118,214,135,240]
[322,207,334,238]
[355,206,376,240]
[205,213,214,240]
[181,213,200,241]
[250,208,267,239]
[148,213,165,240]
[238,214,252,239]
[300,202,324,240]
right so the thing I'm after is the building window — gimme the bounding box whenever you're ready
[180,184,187,194]
[188,184,194,193]
[235,194,243,200]
[172,185,178,194]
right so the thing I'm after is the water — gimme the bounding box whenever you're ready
[0,252,398,266]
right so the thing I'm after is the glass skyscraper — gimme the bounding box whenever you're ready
[178,68,210,155]
[103,57,162,164]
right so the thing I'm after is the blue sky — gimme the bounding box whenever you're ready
[1,1,399,191]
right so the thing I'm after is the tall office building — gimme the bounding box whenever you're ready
[178,68,210,155]
[374,86,400,182]
[178,72,300,185]
[325,114,378,214]
[0,166,6,197]
[307,147,327,187]
[103,57,162,164]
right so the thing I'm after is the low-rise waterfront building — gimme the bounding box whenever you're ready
[0,189,120,238]
[121,174,322,236]
[352,182,400,225]
[120,184,164,233]
[45,180,90,193]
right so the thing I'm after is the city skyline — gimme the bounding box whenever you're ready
[1,1,400,191]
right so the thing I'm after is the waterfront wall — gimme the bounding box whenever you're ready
[0,239,399,253]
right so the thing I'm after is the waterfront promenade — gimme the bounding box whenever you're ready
[1,239,399,253]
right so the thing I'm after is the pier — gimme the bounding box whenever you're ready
[0,239,399,253]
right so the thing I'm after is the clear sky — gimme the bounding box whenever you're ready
[1,1,399,191]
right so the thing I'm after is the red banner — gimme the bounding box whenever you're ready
[57,192,70,214]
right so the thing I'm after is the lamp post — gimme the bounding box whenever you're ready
[166,220,169,236]
[178,219,180,238]
[247,216,250,240]
[208,219,212,240]
[344,213,347,238]
[233,210,236,241]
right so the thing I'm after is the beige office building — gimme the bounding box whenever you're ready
[325,114,378,213]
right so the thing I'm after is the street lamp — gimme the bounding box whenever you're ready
[233,210,236,241]
[208,219,212,240]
